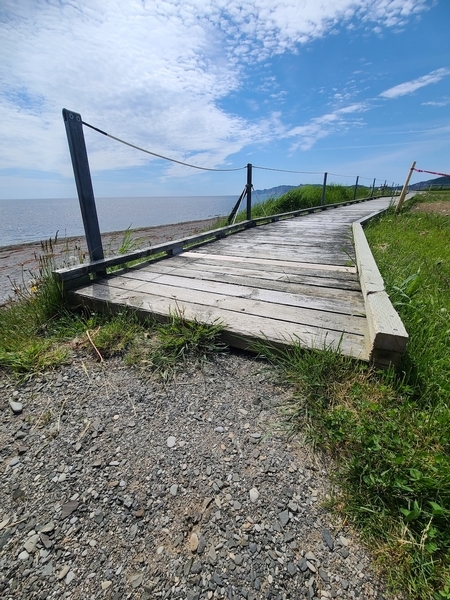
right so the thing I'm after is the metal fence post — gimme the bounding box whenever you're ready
[246,163,252,221]
[62,108,104,265]
[321,172,327,206]
[353,175,359,201]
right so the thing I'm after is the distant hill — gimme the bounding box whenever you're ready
[253,177,450,200]
[410,176,450,190]
[253,185,302,202]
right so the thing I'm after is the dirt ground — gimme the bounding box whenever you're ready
[411,201,450,216]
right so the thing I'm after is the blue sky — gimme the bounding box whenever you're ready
[1,0,449,199]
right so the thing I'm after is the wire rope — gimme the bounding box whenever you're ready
[81,119,398,185]
[82,121,246,173]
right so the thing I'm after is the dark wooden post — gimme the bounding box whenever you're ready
[62,108,104,265]
[321,172,327,206]
[353,175,359,201]
[371,178,376,198]
[246,163,252,221]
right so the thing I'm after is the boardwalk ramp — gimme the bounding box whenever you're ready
[55,197,408,367]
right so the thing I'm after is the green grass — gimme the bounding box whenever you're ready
[0,241,71,373]
[0,234,226,376]
[221,183,382,225]
[125,309,226,379]
[256,191,450,599]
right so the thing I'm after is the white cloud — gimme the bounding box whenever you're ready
[422,98,450,107]
[0,0,431,187]
[286,103,369,150]
[380,68,450,99]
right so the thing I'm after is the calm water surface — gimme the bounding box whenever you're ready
[0,196,236,247]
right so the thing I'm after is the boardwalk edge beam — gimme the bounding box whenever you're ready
[352,221,408,368]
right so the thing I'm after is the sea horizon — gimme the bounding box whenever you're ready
[0,195,236,247]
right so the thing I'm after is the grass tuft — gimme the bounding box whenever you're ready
[125,309,226,379]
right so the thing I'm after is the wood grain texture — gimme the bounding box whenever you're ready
[68,196,407,365]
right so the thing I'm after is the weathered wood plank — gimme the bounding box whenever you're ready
[65,196,407,367]
[101,275,367,335]
[130,258,362,293]
[352,222,408,364]
[183,251,357,273]
[72,282,367,358]
[175,255,361,288]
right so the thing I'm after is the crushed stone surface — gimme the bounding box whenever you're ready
[1,351,401,599]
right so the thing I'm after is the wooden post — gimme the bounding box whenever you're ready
[321,172,327,206]
[353,175,359,201]
[246,163,252,221]
[62,108,104,265]
[396,161,416,213]
[227,186,247,225]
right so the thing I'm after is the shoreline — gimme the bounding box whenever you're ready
[0,217,221,306]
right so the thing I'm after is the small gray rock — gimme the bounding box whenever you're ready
[65,571,76,585]
[249,488,259,503]
[9,399,23,414]
[129,573,143,588]
[278,509,290,527]
[322,528,334,551]
[61,501,79,520]
[24,534,40,553]
[287,562,297,577]
[41,561,53,576]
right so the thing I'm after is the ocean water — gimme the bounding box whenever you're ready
[0,195,236,247]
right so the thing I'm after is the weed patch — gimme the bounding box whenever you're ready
[125,310,226,379]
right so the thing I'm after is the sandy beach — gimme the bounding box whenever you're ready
[0,217,221,306]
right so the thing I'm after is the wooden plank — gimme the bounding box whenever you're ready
[72,282,367,359]
[352,223,408,364]
[65,196,406,366]
[118,270,365,317]
[190,248,353,266]
[353,224,385,296]
[186,250,356,270]
[101,274,367,335]
[122,261,364,305]
[366,291,409,353]
[133,258,362,292]
[181,252,359,279]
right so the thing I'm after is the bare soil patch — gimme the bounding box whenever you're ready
[411,201,450,216]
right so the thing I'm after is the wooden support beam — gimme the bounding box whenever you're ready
[62,108,104,267]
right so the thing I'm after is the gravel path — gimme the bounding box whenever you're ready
[1,350,397,600]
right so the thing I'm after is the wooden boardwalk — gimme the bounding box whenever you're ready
[64,197,407,364]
